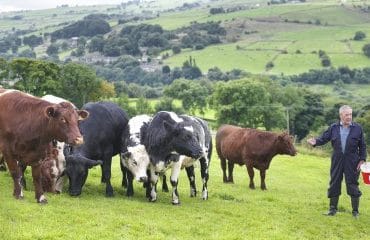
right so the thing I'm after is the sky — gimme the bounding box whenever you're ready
[0,0,125,12]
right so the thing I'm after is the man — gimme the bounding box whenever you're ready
[307,105,366,218]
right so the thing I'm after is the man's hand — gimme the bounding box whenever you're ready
[307,138,316,146]
[357,160,365,172]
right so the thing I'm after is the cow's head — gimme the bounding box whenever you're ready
[164,121,203,159]
[65,154,102,196]
[121,145,149,182]
[45,102,89,146]
[277,132,297,156]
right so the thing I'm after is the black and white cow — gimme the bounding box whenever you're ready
[121,114,152,196]
[65,101,129,197]
[178,115,212,200]
[141,111,210,205]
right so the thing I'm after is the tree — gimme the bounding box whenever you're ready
[136,96,152,114]
[88,35,105,52]
[354,31,366,41]
[60,63,101,107]
[23,35,43,48]
[362,43,370,58]
[182,56,202,79]
[46,44,59,56]
[164,79,210,114]
[172,45,181,54]
[9,58,61,96]
[210,79,271,128]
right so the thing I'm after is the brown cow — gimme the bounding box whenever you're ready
[41,143,60,193]
[216,124,297,190]
[0,89,88,203]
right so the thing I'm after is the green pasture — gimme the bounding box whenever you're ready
[1,147,370,239]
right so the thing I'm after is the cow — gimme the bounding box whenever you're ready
[40,142,62,193]
[176,115,212,200]
[65,101,129,197]
[0,88,88,203]
[121,115,152,196]
[140,111,206,205]
[41,95,73,193]
[216,125,297,190]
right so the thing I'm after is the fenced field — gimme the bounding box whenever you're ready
[1,147,369,239]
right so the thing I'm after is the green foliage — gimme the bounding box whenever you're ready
[154,97,185,114]
[354,31,366,41]
[60,63,102,107]
[46,44,59,56]
[10,58,61,96]
[357,110,370,146]
[164,79,209,114]
[51,18,111,40]
[362,43,370,58]
[23,35,43,48]
[211,78,272,128]
[135,96,153,115]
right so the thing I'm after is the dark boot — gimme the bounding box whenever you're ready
[325,196,339,216]
[351,197,359,218]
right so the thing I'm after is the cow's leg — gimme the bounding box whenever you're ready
[185,165,197,197]
[260,169,267,190]
[120,158,127,188]
[161,174,169,192]
[125,168,134,197]
[6,158,24,199]
[20,162,27,190]
[200,157,210,200]
[170,158,183,205]
[102,153,114,197]
[148,168,159,202]
[100,165,106,183]
[220,156,228,183]
[227,161,234,183]
[32,163,47,203]
[246,164,255,189]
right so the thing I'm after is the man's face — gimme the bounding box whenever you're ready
[340,109,352,126]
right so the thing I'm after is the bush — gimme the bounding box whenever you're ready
[354,31,366,41]
[362,43,370,58]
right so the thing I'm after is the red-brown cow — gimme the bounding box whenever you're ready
[41,143,60,193]
[0,89,88,203]
[216,124,297,190]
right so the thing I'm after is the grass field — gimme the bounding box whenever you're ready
[1,146,370,239]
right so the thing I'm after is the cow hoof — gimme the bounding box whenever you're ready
[249,185,255,189]
[261,187,267,191]
[106,193,114,197]
[172,201,181,205]
[37,195,48,204]
[149,197,157,202]
[162,188,169,193]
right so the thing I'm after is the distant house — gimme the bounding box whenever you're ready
[70,37,79,48]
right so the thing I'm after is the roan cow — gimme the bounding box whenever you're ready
[216,124,297,190]
[0,88,88,203]
[140,111,207,205]
[65,101,129,197]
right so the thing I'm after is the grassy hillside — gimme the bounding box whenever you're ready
[1,147,369,239]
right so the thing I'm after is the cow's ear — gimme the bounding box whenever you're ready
[45,106,57,118]
[78,110,89,121]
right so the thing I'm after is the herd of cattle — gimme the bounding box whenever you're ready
[0,88,297,204]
